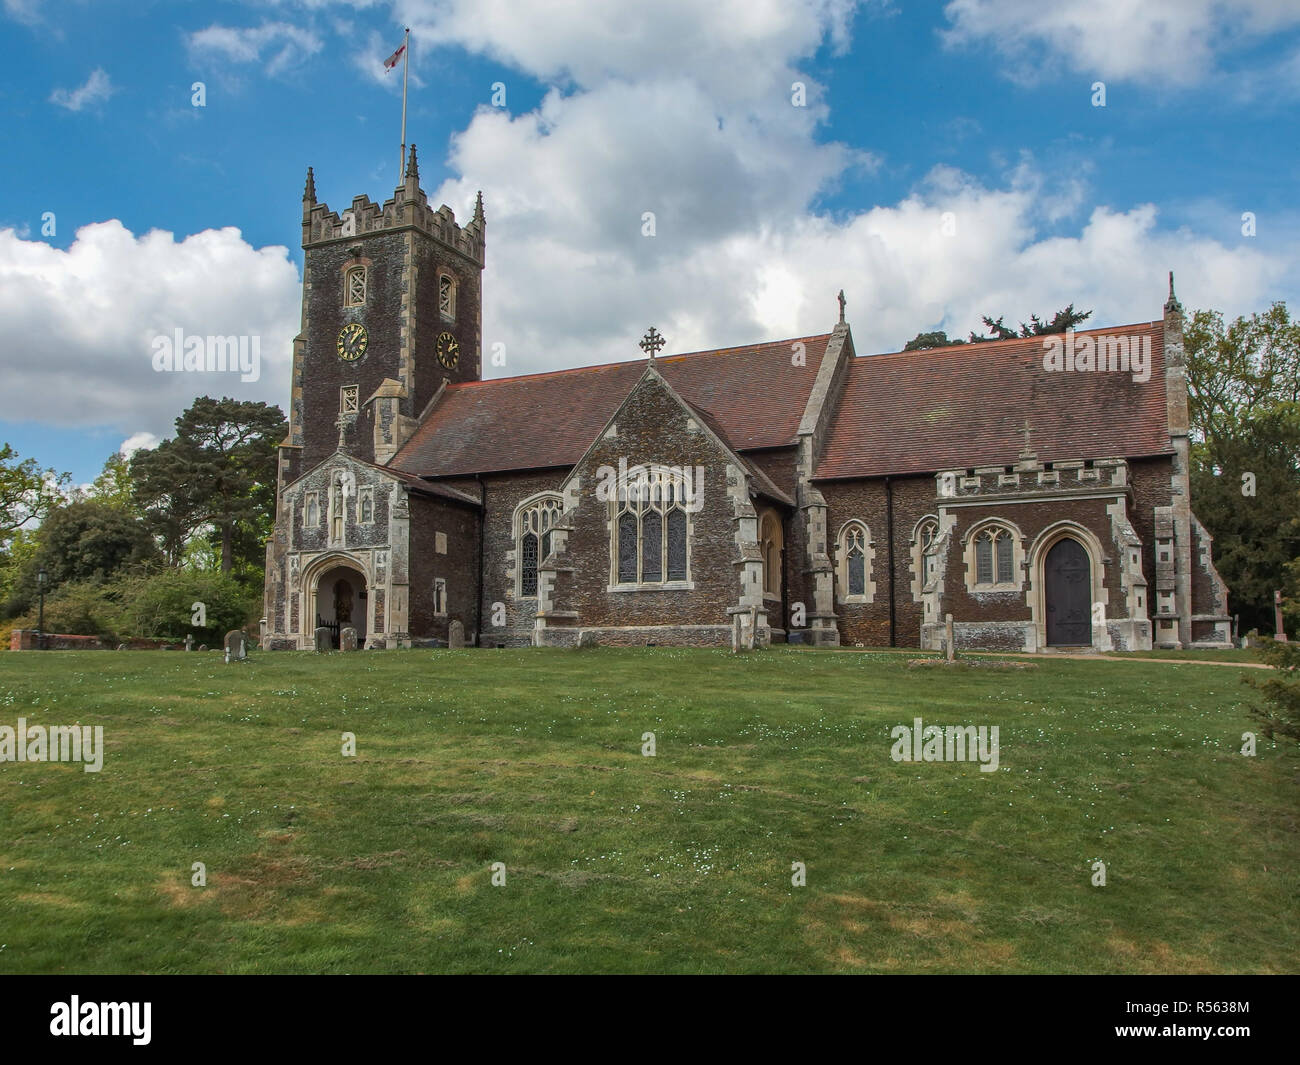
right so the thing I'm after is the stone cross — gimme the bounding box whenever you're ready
[639,327,665,360]
[1016,419,1035,458]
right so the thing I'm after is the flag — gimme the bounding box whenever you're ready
[383,41,406,71]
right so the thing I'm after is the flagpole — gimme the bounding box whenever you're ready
[399,27,410,176]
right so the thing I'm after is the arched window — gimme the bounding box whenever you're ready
[760,512,783,598]
[910,516,939,602]
[345,266,367,307]
[836,520,874,603]
[516,494,563,597]
[972,524,1018,587]
[611,467,691,587]
[439,274,456,321]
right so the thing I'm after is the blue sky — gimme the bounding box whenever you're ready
[2,0,1298,485]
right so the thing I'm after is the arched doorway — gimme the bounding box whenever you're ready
[314,564,367,649]
[1044,537,1091,646]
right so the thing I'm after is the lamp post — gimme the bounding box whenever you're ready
[36,565,47,651]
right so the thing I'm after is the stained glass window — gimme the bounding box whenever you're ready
[996,531,1014,583]
[667,508,687,580]
[521,532,538,596]
[641,513,662,582]
[976,532,994,585]
[618,512,638,582]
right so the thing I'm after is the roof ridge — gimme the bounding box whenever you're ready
[865,320,1162,363]
[445,333,833,389]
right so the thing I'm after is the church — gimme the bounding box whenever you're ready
[262,151,1233,653]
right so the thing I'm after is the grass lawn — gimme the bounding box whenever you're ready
[0,647,1295,974]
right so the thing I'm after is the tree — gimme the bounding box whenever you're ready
[903,330,962,351]
[88,452,136,511]
[0,443,68,549]
[1185,302,1300,633]
[904,305,1092,350]
[1245,638,1300,745]
[132,397,286,572]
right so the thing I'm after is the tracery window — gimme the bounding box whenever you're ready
[759,511,783,598]
[836,520,875,603]
[516,494,563,597]
[611,470,690,587]
[973,525,1017,587]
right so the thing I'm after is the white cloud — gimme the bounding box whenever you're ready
[941,0,1300,88]
[0,222,300,437]
[187,21,324,77]
[119,432,160,457]
[402,0,860,100]
[49,68,115,111]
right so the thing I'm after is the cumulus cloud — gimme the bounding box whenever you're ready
[187,21,324,76]
[119,432,161,457]
[940,0,1300,88]
[0,222,301,436]
[49,68,115,111]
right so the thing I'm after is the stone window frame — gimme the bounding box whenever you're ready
[835,519,876,604]
[962,518,1025,593]
[340,384,359,414]
[608,469,693,592]
[344,265,367,308]
[759,510,783,601]
[513,492,564,599]
[356,485,374,525]
[303,491,320,529]
[909,515,939,602]
[438,271,457,322]
[433,577,447,617]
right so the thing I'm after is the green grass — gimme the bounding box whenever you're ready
[1103,647,1260,663]
[0,647,1295,974]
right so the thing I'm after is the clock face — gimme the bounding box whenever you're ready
[337,322,368,362]
[436,331,460,370]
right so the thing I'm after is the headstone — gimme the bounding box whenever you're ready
[185,634,195,652]
[576,630,598,649]
[116,643,127,651]
[224,630,248,661]
[448,620,465,649]
[339,626,358,651]
[315,627,332,653]
[198,644,207,652]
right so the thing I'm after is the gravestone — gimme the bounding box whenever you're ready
[448,620,465,649]
[116,643,127,651]
[315,627,332,653]
[185,634,194,652]
[224,630,248,661]
[198,644,207,652]
[339,626,358,651]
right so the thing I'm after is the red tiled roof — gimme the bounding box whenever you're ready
[392,335,828,477]
[815,322,1172,479]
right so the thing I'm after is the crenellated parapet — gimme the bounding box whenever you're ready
[300,151,485,265]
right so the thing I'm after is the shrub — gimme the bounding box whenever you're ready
[1245,637,1300,744]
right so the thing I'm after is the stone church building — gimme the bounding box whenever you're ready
[263,155,1232,653]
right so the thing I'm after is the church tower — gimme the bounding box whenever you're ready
[279,148,485,486]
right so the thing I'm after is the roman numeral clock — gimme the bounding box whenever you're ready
[337,322,368,362]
